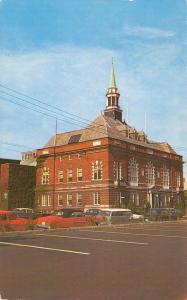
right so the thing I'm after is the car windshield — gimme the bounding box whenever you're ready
[53,210,83,218]
[71,212,84,217]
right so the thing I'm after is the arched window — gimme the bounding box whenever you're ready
[128,158,138,186]
[147,162,155,186]
[163,165,169,189]
[92,161,102,180]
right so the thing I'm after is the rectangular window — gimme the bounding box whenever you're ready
[67,194,73,206]
[114,162,123,181]
[93,161,102,180]
[130,193,135,203]
[42,167,50,184]
[60,155,63,162]
[67,169,73,182]
[147,165,155,186]
[47,195,52,206]
[78,153,82,159]
[163,165,169,189]
[77,168,83,181]
[37,197,41,206]
[77,192,83,206]
[136,193,139,206]
[58,194,63,206]
[41,195,47,207]
[119,192,125,205]
[58,170,63,183]
[176,171,180,188]
[129,159,138,186]
[68,154,72,160]
[93,192,100,205]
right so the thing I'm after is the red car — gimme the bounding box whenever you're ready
[0,210,35,231]
[36,208,97,229]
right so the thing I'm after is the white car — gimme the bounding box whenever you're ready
[131,213,144,221]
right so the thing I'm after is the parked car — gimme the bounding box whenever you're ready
[0,210,34,231]
[36,208,95,229]
[144,208,183,221]
[166,208,184,220]
[84,208,102,216]
[97,208,133,226]
[12,208,37,219]
[54,208,83,218]
[13,208,34,214]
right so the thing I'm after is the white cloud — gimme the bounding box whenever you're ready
[0,45,117,149]
[0,43,186,175]
[123,25,175,39]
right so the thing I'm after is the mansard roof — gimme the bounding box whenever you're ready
[44,114,177,155]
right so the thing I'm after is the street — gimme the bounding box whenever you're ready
[0,222,186,300]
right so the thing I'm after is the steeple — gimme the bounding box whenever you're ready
[110,59,117,88]
[104,60,123,122]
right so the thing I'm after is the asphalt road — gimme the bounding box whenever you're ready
[0,222,186,300]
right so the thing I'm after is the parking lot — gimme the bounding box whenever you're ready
[0,221,186,300]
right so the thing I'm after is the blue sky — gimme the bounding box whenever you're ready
[0,0,186,176]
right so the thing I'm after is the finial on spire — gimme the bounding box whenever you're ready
[110,58,117,88]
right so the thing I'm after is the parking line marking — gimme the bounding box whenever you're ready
[114,227,187,233]
[36,233,148,245]
[0,241,90,255]
[114,224,187,229]
[78,229,187,239]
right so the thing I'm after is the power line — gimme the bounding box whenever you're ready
[0,147,22,153]
[0,142,33,150]
[0,90,90,127]
[1,94,186,156]
[0,96,108,136]
[1,96,89,128]
[0,82,106,128]
[1,83,186,156]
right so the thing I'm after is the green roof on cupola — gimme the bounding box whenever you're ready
[109,58,117,88]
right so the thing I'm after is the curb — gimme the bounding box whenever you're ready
[0,219,186,237]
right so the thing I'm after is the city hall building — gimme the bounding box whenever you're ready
[35,64,184,212]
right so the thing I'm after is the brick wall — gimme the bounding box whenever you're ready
[0,163,36,210]
[35,137,184,211]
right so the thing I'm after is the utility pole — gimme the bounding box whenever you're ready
[52,119,57,211]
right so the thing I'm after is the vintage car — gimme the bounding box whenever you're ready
[0,210,34,231]
[96,208,133,226]
[144,208,183,221]
[12,208,37,219]
[84,208,103,216]
[36,208,97,229]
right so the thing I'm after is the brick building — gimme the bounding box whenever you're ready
[35,63,184,212]
[183,179,187,215]
[0,158,36,210]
